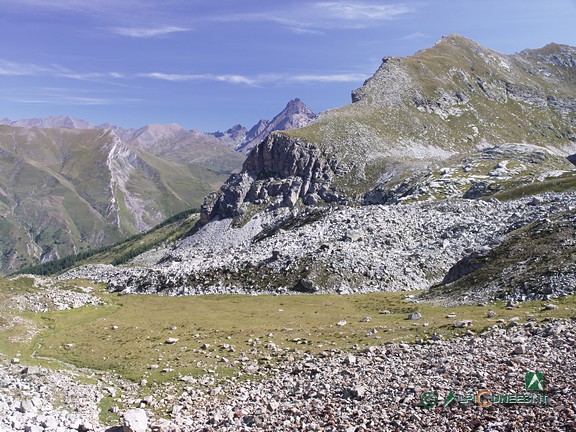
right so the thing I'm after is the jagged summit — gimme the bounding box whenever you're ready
[209,99,316,154]
[212,124,247,144]
[234,99,316,154]
[246,119,269,141]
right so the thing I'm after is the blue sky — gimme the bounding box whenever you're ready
[1,0,575,131]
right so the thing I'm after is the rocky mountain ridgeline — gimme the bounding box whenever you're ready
[0,98,317,158]
[202,35,576,224]
[60,35,576,303]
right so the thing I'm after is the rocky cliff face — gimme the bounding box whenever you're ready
[200,133,341,223]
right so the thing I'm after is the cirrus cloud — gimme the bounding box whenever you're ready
[111,26,191,38]
[212,2,412,33]
[139,71,369,86]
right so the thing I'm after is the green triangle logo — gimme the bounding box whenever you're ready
[443,391,456,407]
[526,372,545,391]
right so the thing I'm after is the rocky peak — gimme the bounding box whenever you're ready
[517,42,576,68]
[283,98,314,115]
[235,99,316,155]
[226,124,248,141]
[269,98,316,129]
[211,124,247,147]
[246,119,270,141]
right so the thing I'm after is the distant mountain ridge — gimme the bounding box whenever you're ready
[0,125,244,274]
[0,98,316,274]
[1,98,317,156]
[0,115,96,129]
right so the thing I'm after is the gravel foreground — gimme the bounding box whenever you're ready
[1,319,574,432]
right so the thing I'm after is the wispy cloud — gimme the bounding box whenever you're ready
[4,1,413,36]
[137,72,211,82]
[111,26,191,38]
[138,72,261,85]
[4,91,142,106]
[216,75,259,85]
[2,0,154,17]
[140,71,369,86]
[0,59,55,76]
[315,2,411,22]
[11,96,115,105]
[2,0,179,36]
[60,71,126,81]
[400,32,429,41]
[288,73,369,83]
[213,2,412,33]
[1,58,368,87]
[0,59,368,86]
[0,59,125,84]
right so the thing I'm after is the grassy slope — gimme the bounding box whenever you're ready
[16,210,199,275]
[0,130,122,271]
[0,125,242,275]
[424,210,576,303]
[284,35,576,199]
[490,171,576,200]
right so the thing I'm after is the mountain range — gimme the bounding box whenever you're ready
[203,35,576,223]
[0,99,316,274]
[57,35,576,305]
[4,34,576,432]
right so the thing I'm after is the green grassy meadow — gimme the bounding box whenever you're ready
[3,277,575,387]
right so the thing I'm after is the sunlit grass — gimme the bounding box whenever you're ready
[15,290,575,385]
